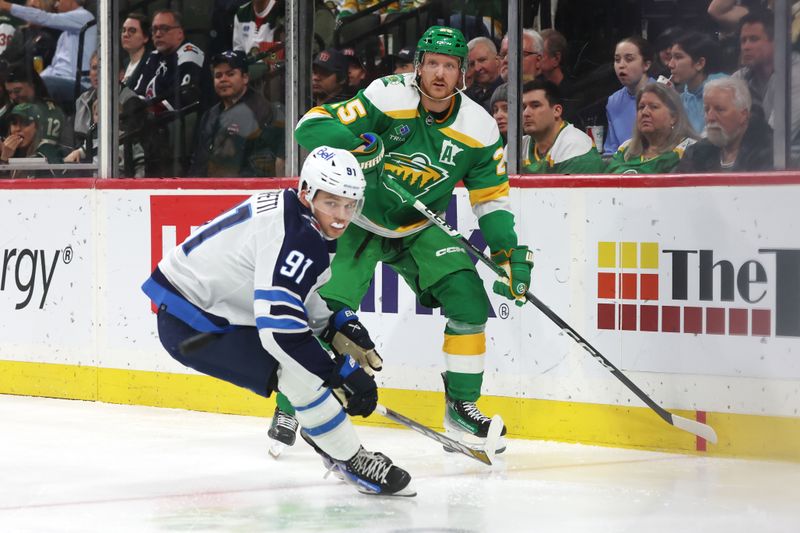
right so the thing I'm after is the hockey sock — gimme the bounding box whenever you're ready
[444,370,483,402]
[275,391,296,416]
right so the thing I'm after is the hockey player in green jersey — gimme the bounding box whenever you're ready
[520,79,606,174]
[270,25,532,455]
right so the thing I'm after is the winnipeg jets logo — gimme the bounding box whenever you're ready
[438,139,463,166]
[383,152,449,197]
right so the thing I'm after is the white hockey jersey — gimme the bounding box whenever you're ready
[142,189,337,385]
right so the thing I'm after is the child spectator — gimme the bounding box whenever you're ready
[668,31,727,135]
[604,36,655,155]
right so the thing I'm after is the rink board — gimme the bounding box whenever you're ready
[1,175,799,461]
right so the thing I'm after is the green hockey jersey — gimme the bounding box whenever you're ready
[295,72,516,252]
[521,122,606,174]
[606,137,696,174]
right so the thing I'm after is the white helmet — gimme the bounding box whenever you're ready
[299,146,366,201]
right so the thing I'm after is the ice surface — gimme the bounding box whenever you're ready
[1,395,798,533]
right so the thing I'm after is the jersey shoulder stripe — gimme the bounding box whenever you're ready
[444,96,501,148]
[550,123,595,164]
[363,73,419,117]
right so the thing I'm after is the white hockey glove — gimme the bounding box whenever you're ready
[322,308,383,376]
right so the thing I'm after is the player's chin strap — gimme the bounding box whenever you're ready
[411,71,467,103]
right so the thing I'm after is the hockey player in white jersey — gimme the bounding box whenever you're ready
[141,146,415,497]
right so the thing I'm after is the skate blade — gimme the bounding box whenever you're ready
[268,439,286,459]
[356,482,417,498]
[443,422,507,455]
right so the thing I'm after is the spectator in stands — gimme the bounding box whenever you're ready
[0,0,96,109]
[190,50,285,178]
[604,36,655,156]
[677,77,773,172]
[732,10,800,163]
[490,82,507,143]
[499,29,543,83]
[539,28,579,123]
[342,47,369,92]
[0,102,63,168]
[311,47,352,106]
[133,9,205,111]
[65,97,146,177]
[0,5,16,57]
[389,46,414,74]
[232,0,284,58]
[521,79,605,174]
[0,0,59,72]
[539,29,570,92]
[4,62,63,145]
[4,62,49,105]
[606,82,697,174]
[74,51,137,149]
[708,0,774,32]
[652,27,683,82]
[465,36,502,112]
[668,31,726,135]
[121,13,150,90]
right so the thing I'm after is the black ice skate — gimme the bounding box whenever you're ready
[442,373,507,454]
[301,431,416,497]
[268,406,298,458]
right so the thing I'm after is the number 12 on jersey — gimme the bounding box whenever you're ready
[280,250,313,283]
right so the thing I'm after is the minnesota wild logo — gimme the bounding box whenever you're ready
[383,152,449,195]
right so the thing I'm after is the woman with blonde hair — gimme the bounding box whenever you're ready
[606,82,698,174]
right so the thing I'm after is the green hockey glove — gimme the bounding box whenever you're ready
[350,132,385,181]
[491,246,533,307]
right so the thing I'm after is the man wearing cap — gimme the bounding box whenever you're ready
[311,48,352,107]
[190,50,284,178]
[389,47,414,74]
[341,47,368,93]
[290,25,532,457]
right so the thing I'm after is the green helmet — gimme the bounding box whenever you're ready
[415,25,468,72]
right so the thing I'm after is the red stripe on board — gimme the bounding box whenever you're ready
[0,178,95,189]
[95,178,298,190]
[696,411,708,452]
[508,171,800,188]
[0,171,799,190]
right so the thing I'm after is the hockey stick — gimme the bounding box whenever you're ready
[178,332,502,463]
[383,178,718,445]
[376,404,502,466]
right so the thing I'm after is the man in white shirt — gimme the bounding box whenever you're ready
[0,0,96,108]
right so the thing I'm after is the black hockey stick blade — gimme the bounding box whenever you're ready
[383,177,718,445]
[376,404,495,465]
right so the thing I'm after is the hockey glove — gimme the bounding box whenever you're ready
[350,132,385,181]
[491,246,533,307]
[322,308,383,375]
[327,354,378,417]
